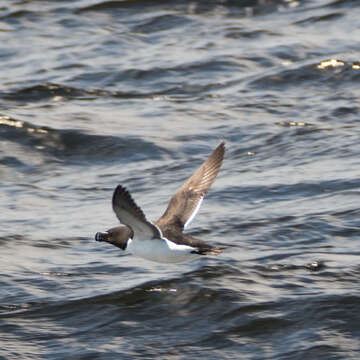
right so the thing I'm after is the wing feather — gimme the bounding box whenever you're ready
[156,142,225,231]
[112,185,162,240]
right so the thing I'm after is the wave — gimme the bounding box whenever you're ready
[0,114,164,166]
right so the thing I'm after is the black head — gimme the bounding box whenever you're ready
[95,225,133,251]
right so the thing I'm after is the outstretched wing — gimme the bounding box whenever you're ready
[156,142,225,231]
[112,185,162,240]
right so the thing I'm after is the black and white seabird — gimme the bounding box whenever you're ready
[95,142,225,263]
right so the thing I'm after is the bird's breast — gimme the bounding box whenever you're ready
[126,238,197,263]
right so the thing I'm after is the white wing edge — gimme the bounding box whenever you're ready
[183,197,204,230]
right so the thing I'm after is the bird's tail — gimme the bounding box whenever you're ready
[195,246,224,256]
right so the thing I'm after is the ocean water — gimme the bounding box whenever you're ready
[1,0,360,358]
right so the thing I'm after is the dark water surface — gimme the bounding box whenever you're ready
[1,0,360,358]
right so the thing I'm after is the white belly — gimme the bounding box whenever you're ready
[126,238,197,263]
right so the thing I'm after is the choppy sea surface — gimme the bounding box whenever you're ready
[1,0,360,358]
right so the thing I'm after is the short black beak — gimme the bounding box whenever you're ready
[95,232,109,242]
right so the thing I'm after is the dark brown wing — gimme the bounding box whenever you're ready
[112,185,162,240]
[156,142,225,231]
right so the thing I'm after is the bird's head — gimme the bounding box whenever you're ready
[95,225,133,251]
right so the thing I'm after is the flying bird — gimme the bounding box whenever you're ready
[95,142,225,263]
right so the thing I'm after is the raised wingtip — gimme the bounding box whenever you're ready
[214,141,226,159]
[113,184,128,197]
[112,184,134,214]
[218,140,226,149]
[209,141,226,169]
[112,185,131,208]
